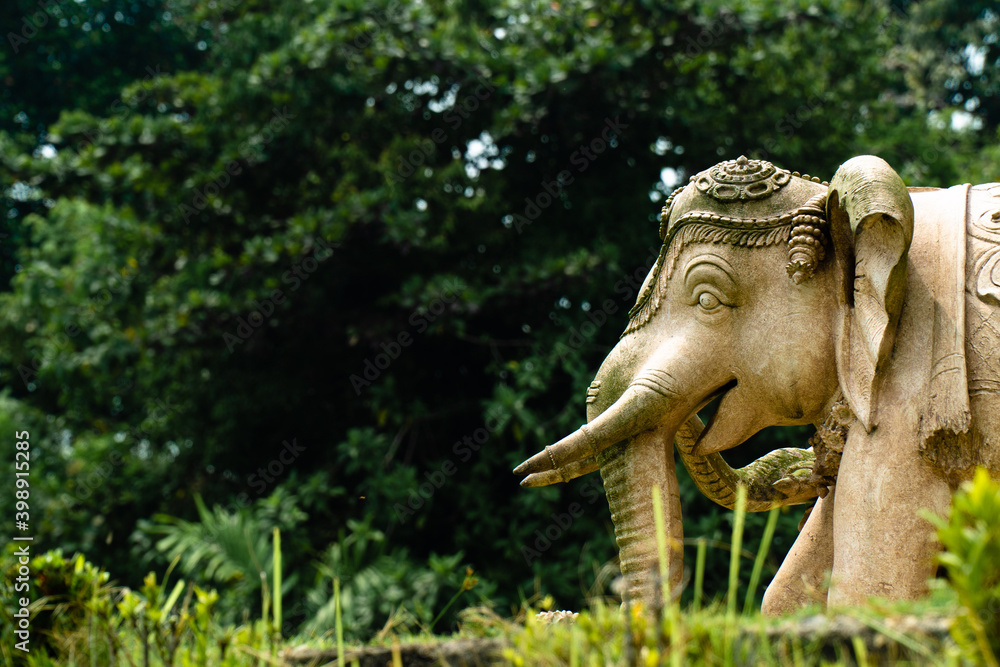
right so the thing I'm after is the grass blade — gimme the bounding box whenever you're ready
[850,610,936,660]
[273,528,282,636]
[743,506,779,615]
[852,635,868,666]
[727,485,747,621]
[694,537,707,612]
[161,580,186,617]
[652,485,683,667]
[651,485,671,608]
[725,485,747,667]
[335,577,345,667]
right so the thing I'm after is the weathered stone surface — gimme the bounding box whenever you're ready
[745,612,955,665]
[514,155,1000,614]
[282,637,507,666]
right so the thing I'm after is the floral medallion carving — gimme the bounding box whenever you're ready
[693,155,792,201]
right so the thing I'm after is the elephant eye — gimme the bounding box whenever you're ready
[697,292,722,311]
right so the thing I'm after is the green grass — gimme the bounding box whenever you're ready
[504,484,962,665]
[8,471,1000,665]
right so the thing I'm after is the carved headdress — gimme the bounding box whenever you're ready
[625,156,830,335]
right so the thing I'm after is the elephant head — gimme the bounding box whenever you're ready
[514,155,914,605]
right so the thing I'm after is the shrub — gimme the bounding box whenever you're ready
[925,467,1000,664]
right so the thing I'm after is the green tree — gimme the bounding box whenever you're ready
[1,0,996,636]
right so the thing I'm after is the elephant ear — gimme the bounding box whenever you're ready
[827,155,914,431]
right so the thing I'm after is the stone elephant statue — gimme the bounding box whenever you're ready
[514,155,1000,613]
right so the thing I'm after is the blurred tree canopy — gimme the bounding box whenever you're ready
[1,0,998,636]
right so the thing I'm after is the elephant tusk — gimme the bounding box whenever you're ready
[514,386,671,476]
[518,455,601,487]
[513,423,602,476]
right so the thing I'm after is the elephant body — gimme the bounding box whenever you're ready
[767,182,1000,612]
[515,156,1000,612]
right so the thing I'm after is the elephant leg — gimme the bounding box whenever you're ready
[598,425,683,605]
[761,489,835,616]
[828,425,951,606]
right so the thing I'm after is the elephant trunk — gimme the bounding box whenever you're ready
[512,380,692,604]
[597,423,683,605]
[675,416,820,511]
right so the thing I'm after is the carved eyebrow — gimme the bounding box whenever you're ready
[682,254,738,287]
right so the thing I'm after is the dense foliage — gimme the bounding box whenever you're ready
[1,0,998,641]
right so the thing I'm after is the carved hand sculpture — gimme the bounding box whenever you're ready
[514,155,1000,613]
